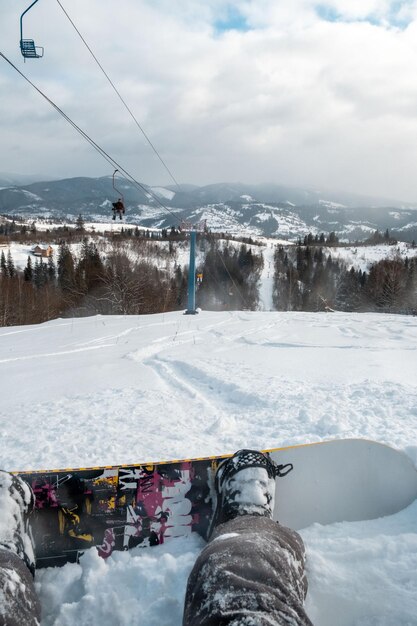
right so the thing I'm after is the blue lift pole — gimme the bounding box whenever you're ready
[185,230,198,315]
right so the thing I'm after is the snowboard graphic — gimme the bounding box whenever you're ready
[14,439,417,569]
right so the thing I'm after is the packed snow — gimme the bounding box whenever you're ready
[0,310,417,625]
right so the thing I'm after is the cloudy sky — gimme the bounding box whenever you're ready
[2,0,417,201]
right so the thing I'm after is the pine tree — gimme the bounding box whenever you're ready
[77,240,104,291]
[57,242,75,291]
[47,255,56,282]
[326,232,338,246]
[76,214,85,231]
[6,250,15,278]
[335,267,362,311]
[24,256,33,282]
[0,251,7,278]
[34,259,44,288]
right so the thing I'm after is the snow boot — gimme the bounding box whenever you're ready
[207,449,279,538]
[0,471,36,576]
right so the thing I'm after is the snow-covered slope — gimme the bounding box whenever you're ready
[5,237,417,284]
[1,311,416,625]
[325,242,417,272]
[2,177,417,241]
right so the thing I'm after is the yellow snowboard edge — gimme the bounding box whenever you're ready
[11,438,407,475]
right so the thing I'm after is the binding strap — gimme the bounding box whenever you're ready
[275,463,293,477]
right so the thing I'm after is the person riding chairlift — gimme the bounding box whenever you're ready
[112,198,125,220]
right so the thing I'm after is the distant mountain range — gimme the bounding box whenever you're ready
[1,175,417,242]
[0,172,56,187]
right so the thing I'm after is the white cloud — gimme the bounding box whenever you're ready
[2,1,417,201]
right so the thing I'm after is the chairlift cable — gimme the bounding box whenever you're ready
[215,246,248,306]
[17,6,247,305]
[0,51,181,224]
[1,49,250,309]
[55,0,182,192]
[198,244,250,310]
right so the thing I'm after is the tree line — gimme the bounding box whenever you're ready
[273,244,417,314]
[1,232,416,327]
[0,241,185,326]
[0,238,264,326]
[196,241,263,310]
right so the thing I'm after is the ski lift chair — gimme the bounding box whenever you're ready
[20,39,44,59]
[20,0,44,60]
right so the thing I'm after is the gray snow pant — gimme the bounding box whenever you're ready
[183,516,313,626]
[0,549,41,626]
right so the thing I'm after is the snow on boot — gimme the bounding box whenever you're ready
[185,451,310,626]
[0,471,35,576]
[208,449,278,538]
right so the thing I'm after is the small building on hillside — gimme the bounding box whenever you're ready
[32,245,53,258]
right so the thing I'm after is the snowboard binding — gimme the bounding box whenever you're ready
[207,449,293,539]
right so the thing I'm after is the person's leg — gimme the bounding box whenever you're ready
[183,516,312,626]
[0,549,41,626]
[0,472,41,626]
[183,450,313,626]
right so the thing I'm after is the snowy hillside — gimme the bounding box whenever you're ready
[2,177,417,241]
[6,235,417,277]
[325,242,417,272]
[1,311,417,625]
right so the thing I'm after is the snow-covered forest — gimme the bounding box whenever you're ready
[1,217,417,326]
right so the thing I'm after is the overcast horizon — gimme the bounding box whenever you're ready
[2,1,417,203]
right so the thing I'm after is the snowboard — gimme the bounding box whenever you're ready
[14,439,417,570]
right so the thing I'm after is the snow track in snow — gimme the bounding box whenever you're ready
[1,311,415,469]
